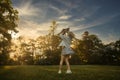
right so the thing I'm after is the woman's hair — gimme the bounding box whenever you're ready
[61,29,66,35]
[68,32,75,39]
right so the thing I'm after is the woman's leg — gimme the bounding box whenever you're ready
[58,55,64,73]
[65,55,72,73]
[59,55,64,70]
[65,55,71,70]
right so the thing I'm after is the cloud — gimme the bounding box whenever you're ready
[59,15,72,20]
[18,20,51,38]
[16,1,40,17]
[49,5,68,15]
[103,33,119,44]
[54,21,72,33]
[56,0,80,9]
[80,6,101,18]
[73,14,119,31]
[18,19,76,38]
[15,1,57,38]
[74,18,85,22]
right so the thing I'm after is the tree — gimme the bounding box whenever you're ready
[48,21,58,36]
[103,40,120,65]
[0,0,18,65]
[36,35,61,65]
[75,31,104,64]
[114,40,120,64]
[34,21,61,65]
[0,0,18,41]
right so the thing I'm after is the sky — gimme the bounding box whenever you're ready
[11,0,120,44]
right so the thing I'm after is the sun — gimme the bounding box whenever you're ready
[8,30,19,39]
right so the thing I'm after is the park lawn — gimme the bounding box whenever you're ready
[0,65,120,80]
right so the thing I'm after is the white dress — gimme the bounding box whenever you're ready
[59,34,74,55]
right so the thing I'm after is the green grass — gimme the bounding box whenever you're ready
[0,65,120,80]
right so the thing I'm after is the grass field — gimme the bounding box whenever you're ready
[0,65,120,80]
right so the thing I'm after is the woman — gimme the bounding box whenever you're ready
[58,28,74,74]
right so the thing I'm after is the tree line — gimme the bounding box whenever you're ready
[5,31,120,65]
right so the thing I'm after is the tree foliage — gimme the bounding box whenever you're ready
[0,0,18,65]
[8,27,120,65]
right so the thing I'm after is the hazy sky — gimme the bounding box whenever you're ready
[12,0,120,44]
